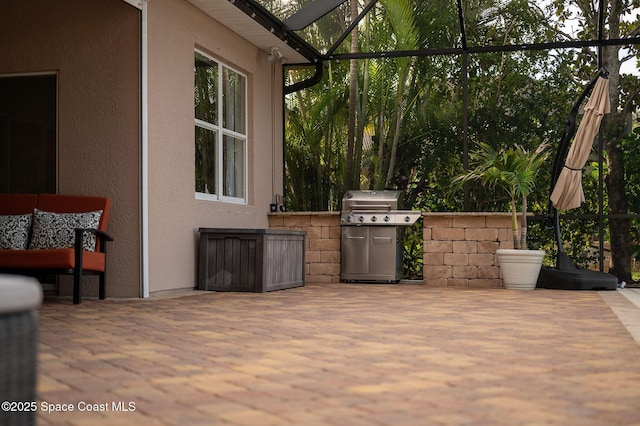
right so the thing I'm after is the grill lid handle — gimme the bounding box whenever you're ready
[349,203,392,210]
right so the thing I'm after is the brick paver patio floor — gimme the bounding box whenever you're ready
[35,284,640,425]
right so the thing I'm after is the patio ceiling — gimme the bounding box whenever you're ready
[200,0,639,66]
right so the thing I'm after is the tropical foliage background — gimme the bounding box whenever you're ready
[264,0,639,281]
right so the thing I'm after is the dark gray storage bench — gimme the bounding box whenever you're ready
[198,228,305,292]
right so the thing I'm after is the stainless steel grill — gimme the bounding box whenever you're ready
[340,190,421,282]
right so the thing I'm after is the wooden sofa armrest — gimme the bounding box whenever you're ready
[73,228,114,304]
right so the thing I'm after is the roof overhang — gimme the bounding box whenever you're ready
[186,0,321,65]
[121,0,144,10]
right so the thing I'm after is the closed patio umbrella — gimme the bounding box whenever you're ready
[550,76,610,211]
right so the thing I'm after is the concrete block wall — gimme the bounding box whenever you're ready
[423,213,515,288]
[268,212,342,283]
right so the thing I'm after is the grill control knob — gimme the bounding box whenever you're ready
[358,215,365,222]
[347,215,353,222]
[384,215,391,222]
[371,216,377,222]
[404,215,411,222]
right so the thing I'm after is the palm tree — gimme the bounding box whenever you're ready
[454,142,549,249]
[285,66,347,211]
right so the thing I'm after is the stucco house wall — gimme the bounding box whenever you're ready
[147,0,285,294]
[0,0,142,298]
[1,0,285,298]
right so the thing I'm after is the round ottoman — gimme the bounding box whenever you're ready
[0,275,43,426]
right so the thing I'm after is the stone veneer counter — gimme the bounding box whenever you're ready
[422,212,514,288]
[269,211,516,288]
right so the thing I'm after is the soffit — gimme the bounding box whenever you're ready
[187,0,311,64]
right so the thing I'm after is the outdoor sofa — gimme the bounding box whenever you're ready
[0,194,112,304]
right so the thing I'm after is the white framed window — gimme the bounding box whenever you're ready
[194,50,247,203]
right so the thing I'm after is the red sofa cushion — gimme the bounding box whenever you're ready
[0,194,38,215]
[36,194,110,233]
[0,249,105,272]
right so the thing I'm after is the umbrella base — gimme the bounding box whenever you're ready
[538,266,618,290]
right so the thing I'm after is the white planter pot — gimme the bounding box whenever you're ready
[496,249,545,290]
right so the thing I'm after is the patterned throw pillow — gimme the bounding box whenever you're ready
[29,209,103,252]
[0,214,33,250]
